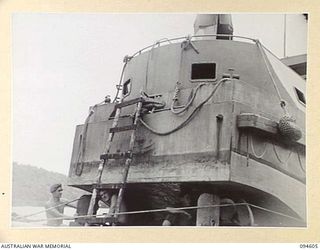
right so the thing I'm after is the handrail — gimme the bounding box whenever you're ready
[130,34,258,58]
[113,34,259,108]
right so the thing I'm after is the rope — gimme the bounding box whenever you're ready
[272,142,293,164]
[169,41,185,114]
[297,150,306,173]
[170,82,208,115]
[14,203,245,223]
[170,35,204,116]
[239,199,255,226]
[14,202,304,224]
[13,198,80,220]
[249,135,268,159]
[256,40,288,114]
[140,78,229,136]
[248,203,303,223]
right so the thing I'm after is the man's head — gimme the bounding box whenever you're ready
[50,183,63,199]
[99,190,111,203]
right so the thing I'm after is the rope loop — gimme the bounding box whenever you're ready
[272,141,293,164]
[250,135,267,159]
[140,78,229,136]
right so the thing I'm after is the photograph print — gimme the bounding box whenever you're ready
[12,13,307,227]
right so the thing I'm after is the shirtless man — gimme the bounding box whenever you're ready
[45,184,75,226]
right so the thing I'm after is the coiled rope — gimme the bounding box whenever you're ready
[170,82,209,115]
[139,78,229,136]
[170,35,203,115]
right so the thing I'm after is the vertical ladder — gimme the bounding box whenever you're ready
[86,96,144,225]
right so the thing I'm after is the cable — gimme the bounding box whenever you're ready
[297,150,306,173]
[14,201,304,224]
[248,203,303,223]
[249,135,268,159]
[272,141,293,164]
[256,40,288,114]
[140,78,229,136]
[170,36,204,115]
[170,82,208,115]
[14,198,81,220]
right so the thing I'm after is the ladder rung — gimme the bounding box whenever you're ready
[100,152,132,160]
[110,124,137,133]
[115,97,145,109]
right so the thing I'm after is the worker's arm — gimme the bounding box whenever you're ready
[45,204,74,220]
[165,207,191,218]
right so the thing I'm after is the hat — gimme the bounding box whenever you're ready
[50,183,62,193]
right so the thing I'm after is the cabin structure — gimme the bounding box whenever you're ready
[68,14,306,227]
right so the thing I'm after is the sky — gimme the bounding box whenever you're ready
[12,13,307,174]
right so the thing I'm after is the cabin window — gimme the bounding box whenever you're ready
[191,63,216,81]
[294,87,306,105]
[122,79,131,97]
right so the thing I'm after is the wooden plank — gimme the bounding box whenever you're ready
[100,152,131,160]
[109,124,137,133]
[68,159,230,186]
[237,113,278,134]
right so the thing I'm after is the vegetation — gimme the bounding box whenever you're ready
[12,162,87,207]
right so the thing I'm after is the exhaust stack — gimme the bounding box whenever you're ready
[194,14,233,40]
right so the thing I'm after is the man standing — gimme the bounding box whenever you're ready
[45,184,75,226]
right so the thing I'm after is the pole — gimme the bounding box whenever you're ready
[283,14,287,58]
